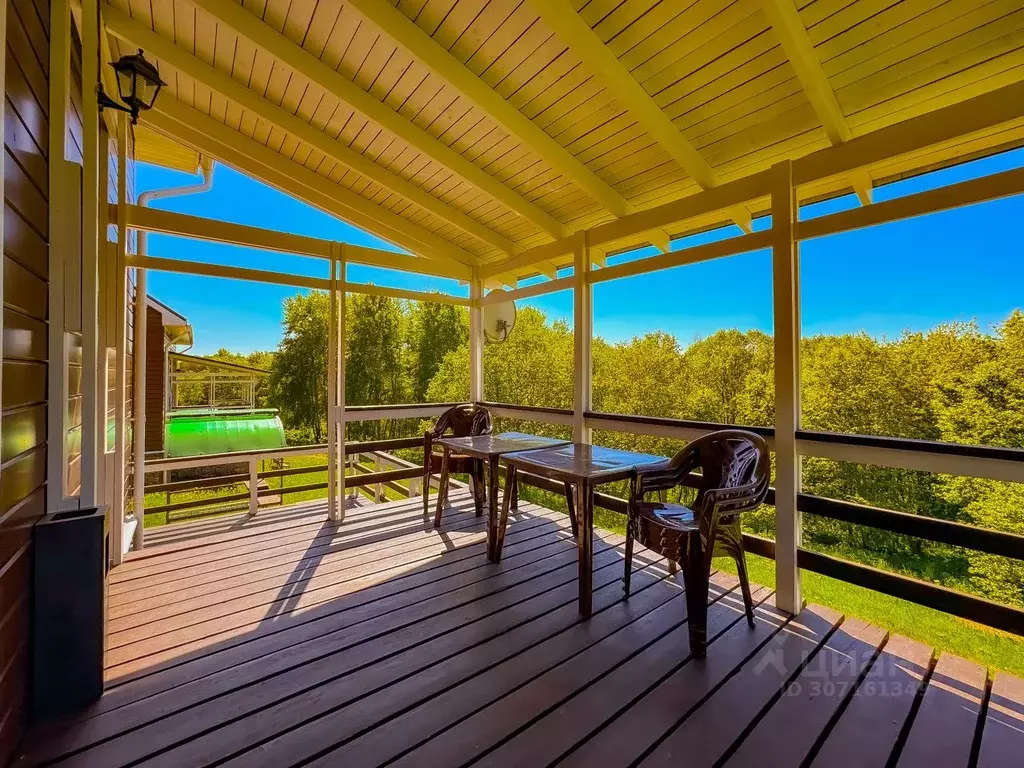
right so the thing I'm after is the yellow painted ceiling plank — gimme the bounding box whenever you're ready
[187,0,569,241]
[527,0,753,238]
[106,6,512,261]
[146,95,474,270]
[344,0,634,218]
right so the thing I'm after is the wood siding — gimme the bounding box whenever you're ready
[144,306,163,454]
[1,0,50,762]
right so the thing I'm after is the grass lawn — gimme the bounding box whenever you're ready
[515,484,1024,678]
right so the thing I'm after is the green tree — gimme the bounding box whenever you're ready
[407,301,468,402]
[345,293,407,439]
[269,291,329,442]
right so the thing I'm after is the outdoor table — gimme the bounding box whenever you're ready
[499,443,666,617]
[434,432,572,559]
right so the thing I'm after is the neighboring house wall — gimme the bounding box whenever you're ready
[1,0,51,762]
[145,305,165,453]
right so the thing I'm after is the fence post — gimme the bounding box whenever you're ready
[772,159,802,614]
[248,455,259,516]
[375,455,385,502]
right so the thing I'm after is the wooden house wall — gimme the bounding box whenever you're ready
[1,0,51,762]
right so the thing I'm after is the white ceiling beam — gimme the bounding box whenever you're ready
[187,0,568,241]
[527,0,753,234]
[145,95,473,269]
[344,0,634,219]
[105,8,508,262]
[760,0,873,205]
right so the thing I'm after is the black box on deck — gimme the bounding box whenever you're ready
[31,506,109,718]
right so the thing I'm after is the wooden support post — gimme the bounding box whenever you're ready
[333,245,347,520]
[111,112,129,562]
[81,0,102,507]
[771,160,802,613]
[469,270,484,403]
[573,235,593,444]
[132,267,147,549]
[327,245,339,521]
[47,0,70,509]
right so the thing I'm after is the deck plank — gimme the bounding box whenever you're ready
[386,575,745,768]
[478,584,773,767]
[14,494,1022,768]
[728,617,888,766]
[48,540,628,767]
[250,567,688,768]
[558,594,791,768]
[23,519,592,765]
[811,633,934,767]
[896,652,988,767]
[638,604,844,767]
[977,672,1024,767]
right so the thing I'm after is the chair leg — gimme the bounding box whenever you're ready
[681,535,710,658]
[623,525,634,596]
[718,518,755,628]
[510,472,519,511]
[564,482,578,539]
[734,552,755,628]
[422,468,431,517]
[433,449,450,529]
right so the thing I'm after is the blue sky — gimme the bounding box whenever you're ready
[138,148,1024,356]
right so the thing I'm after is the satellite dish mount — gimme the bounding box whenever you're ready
[482,300,517,343]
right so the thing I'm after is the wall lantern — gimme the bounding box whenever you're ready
[98,49,166,124]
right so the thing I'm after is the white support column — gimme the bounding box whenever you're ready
[469,269,484,403]
[81,0,101,507]
[327,244,339,521]
[47,0,70,510]
[573,234,593,444]
[336,246,347,519]
[132,267,147,549]
[771,159,802,613]
[110,114,129,562]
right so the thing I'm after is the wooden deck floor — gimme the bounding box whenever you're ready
[15,492,1024,767]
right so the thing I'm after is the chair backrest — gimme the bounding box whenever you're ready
[429,404,493,440]
[636,429,770,516]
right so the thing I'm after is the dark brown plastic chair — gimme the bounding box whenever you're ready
[624,429,770,657]
[423,404,493,527]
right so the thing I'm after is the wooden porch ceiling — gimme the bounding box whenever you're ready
[107,0,1024,278]
[15,494,1024,766]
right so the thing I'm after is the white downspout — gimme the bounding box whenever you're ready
[129,157,215,553]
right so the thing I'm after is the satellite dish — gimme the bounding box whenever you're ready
[482,300,516,343]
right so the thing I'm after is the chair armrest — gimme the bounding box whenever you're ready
[704,479,766,515]
[632,461,678,500]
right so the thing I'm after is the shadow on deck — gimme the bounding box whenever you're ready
[14,492,1023,767]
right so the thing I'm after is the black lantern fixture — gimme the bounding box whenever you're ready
[98,49,165,124]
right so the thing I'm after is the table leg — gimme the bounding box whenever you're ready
[487,455,500,561]
[563,481,578,539]
[432,446,450,529]
[494,464,516,562]
[575,480,594,618]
